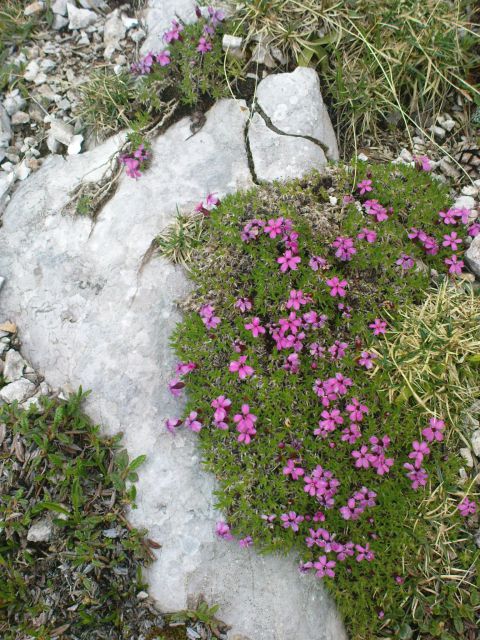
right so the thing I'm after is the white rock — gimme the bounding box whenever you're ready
[357,152,368,162]
[50,119,74,145]
[465,235,480,277]
[52,0,67,14]
[471,430,480,457]
[121,13,138,30]
[254,67,338,161]
[461,185,478,197]
[27,517,53,542]
[52,14,69,29]
[442,119,456,132]
[431,125,446,139]
[460,447,474,468]
[0,105,12,148]
[46,134,61,154]
[3,350,27,382]
[78,31,90,46]
[67,134,83,155]
[103,10,126,59]
[23,60,40,82]
[78,0,108,8]
[222,34,243,57]
[67,3,97,30]
[0,378,37,404]
[249,112,327,182]
[14,160,31,181]
[0,275,5,291]
[453,195,475,210]
[3,90,26,116]
[40,58,56,72]
[399,148,413,163]
[11,111,30,125]
[24,1,45,16]
[130,28,146,43]
[33,72,47,86]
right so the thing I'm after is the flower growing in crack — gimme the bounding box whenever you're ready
[168,378,185,397]
[239,535,253,548]
[165,418,182,434]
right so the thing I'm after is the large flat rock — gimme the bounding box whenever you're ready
[0,96,345,639]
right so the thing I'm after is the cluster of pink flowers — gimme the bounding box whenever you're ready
[364,199,389,222]
[458,497,477,517]
[403,417,445,489]
[313,373,353,407]
[200,303,221,329]
[352,435,394,476]
[332,236,356,261]
[131,50,171,75]
[408,227,439,255]
[211,395,231,430]
[215,520,253,548]
[233,404,257,443]
[339,487,377,521]
[167,360,196,404]
[118,144,150,179]
[281,511,305,531]
[303,465,340,509]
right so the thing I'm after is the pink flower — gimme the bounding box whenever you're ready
[328,340,348,361]
[197,36,212,53]
[165,418,182,434]
[358,351,377,370]
[450,207,470,224]
[332,236,356,261]
[414,155,432,172]
[364,199,389,222]
[245,317,266,337]
[442,231,462,251]
[370,452,394,476]
[234,297,252,312]
[352,446,371,469]
[422,417,445,443]
[168,378,185,397]
[229,355,254,379]
[408,440,430,468]
[163,19,183,43]
[283,352,300,374]
[369,319,387,335]
[468,222,480,237]
[326,277,347,298]
[287,289,311,310]
[355,543,375,562]
[396,253,414,271]
[343,195,355,204]
[216,521,233,540]
[357,227,377,243]
[239,535,253,548]
[176,361,197,376]
[233,404,257,444]
[439,209,457,225]
[211,395,232,423]
[341,423,362,444]
[346,398,369,422]
[283,459,305,480]
[445,254,464,274]
[281,511,304,532]
[185,411,202,432]
[309,256,329,271]
[264,218,284,238]
[403,463,428,490]
[313,555,336,578]
[199,304,221,329]
[458,497,477,517]
[123,157,141,179]
[277,250,301,272]
[205,192,220,208]
[156,50,171,66]
[357,179,373,195]
[207,6,225,26]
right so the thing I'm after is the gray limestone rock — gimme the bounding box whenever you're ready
[140,0,198,53]
[27,517,53,542]
[67,3,98,30]
[248,111,327,182]
[0,378,37,404]
[0,96,343,639]
[465,235,480,277]
[255,67,339,161]
[3,349,28,382]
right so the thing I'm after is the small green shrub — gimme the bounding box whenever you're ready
[170,163,480,638]
[0,390,163,639]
